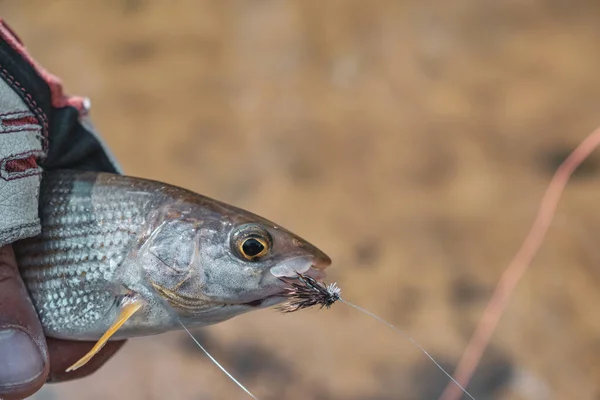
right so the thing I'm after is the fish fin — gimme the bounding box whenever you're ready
[66,298,143,372]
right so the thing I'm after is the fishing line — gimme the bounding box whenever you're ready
[339,298,477,400]
[277,273,476,399]
[178,319,259,400]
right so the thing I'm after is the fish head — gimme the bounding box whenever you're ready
[137,197,331,326]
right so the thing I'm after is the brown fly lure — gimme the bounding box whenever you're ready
[276,272,477,400]
[277,273,341,313]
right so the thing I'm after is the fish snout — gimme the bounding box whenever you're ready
[291,236,331,270]
[311,251,332,270]
[304,248,331,282]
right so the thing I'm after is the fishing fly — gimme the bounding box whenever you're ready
[276,272,341,313]
[275,273,476,400]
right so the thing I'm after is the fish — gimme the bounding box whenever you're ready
[13,169,331,371]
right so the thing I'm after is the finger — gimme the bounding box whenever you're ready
[46,338,126,383]
[0,244,49,400]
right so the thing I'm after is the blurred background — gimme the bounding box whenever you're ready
[4,0,600,399]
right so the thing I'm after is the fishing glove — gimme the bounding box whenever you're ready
[0,19,124,400]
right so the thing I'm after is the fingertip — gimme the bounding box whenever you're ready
[0,329,48,400]
[0,245,49,399]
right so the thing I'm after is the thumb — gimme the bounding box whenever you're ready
[0,244,49,400]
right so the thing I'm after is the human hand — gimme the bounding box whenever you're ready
[0,18,126,400]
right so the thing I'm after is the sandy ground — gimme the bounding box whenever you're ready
[3,1,600,399]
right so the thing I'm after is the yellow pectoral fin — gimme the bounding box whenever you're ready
[66,299,143,372]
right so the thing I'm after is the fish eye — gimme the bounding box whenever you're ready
[231,224,272,261]
[240,237,267,259]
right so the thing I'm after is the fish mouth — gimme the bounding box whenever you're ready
[243,264,326,308]
[242,296,280,308]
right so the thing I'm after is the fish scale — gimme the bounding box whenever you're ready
[14,170,162,338]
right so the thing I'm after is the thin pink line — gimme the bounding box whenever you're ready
[439,126,600,400]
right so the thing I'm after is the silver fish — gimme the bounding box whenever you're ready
[13,170,331,371]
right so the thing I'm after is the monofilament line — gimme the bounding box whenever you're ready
[178,319,258,400]
[340,298,476,400]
